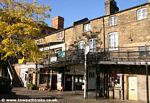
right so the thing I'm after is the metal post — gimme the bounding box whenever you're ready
[49,68,52,90]
[106,68,109,98]
[84,52,87,99]
[122,73,125,100]
[145,44,149,103]
[112,80,115,99]
[96,66,98,100]
[35,62,38,86]
[84,46,89,99]
[146,63,149,103]
[49,42,52,91]
[104,67,106,97]
[96,51,98,100]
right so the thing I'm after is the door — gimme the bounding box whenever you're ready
[65,75,72,91]
[128,77,138,100]
[51,75,57,90]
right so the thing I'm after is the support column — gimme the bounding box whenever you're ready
[83,54,87,99]
[106,67,109,98]
[83,46,89,99]
[37,68,40,86]
[96,65,100,99]
[0,68,2,77]
[72,75,74,91]
[49,69,53,90]
[146,63,149,103]
[122,73,125,100]
[32,73,36,85]
[145,44,149,103]
[104,67,106,97]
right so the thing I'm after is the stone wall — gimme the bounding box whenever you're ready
[42,4,150,52]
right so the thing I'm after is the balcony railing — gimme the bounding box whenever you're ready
[42,45,150,67]
[104,46,150,63]
[43,49,85,67]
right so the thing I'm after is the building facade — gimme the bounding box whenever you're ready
[35,0,150,102]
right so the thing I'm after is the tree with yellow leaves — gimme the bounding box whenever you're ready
[0,0,50,63]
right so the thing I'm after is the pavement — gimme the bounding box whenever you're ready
[0,88,145,103]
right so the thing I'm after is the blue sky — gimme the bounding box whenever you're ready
[29,0,147,27]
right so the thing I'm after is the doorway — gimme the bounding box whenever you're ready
[128,76,138,100]
[51,75,57,90]
[65,75,72,91]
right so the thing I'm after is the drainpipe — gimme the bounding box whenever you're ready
[64,29,66,91]
[103,18,106,52]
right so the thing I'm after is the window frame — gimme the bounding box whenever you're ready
[83,23,91,32]
[78,40,85,50]
[137,8,147,20]
[108,32,118,50]
[109,15,117,26]
[89,38,97,52]
[57,32,63,41]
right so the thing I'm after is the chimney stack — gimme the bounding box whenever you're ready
[105,0,111,15]
[52,16,64,30]
[105,0,119,15]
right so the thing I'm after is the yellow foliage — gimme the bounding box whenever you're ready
[0,0,51,63]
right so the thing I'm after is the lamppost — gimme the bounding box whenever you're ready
[84,46,89,99]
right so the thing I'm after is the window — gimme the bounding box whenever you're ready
[137,8,147,20]
[84,23,91,32]
[78,41,85,49]
[110,16,117,26]
[57,32,63,41]
[108,32,118,50]
[89,38,97,52]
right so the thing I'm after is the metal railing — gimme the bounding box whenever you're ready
[42,45,150,67]
[102,45,150,62]
[42,49,85,67]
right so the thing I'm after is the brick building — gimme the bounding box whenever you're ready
[13,16,64,87]
[35,0,150,102]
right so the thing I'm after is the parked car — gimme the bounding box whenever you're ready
[0,77,12,93]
